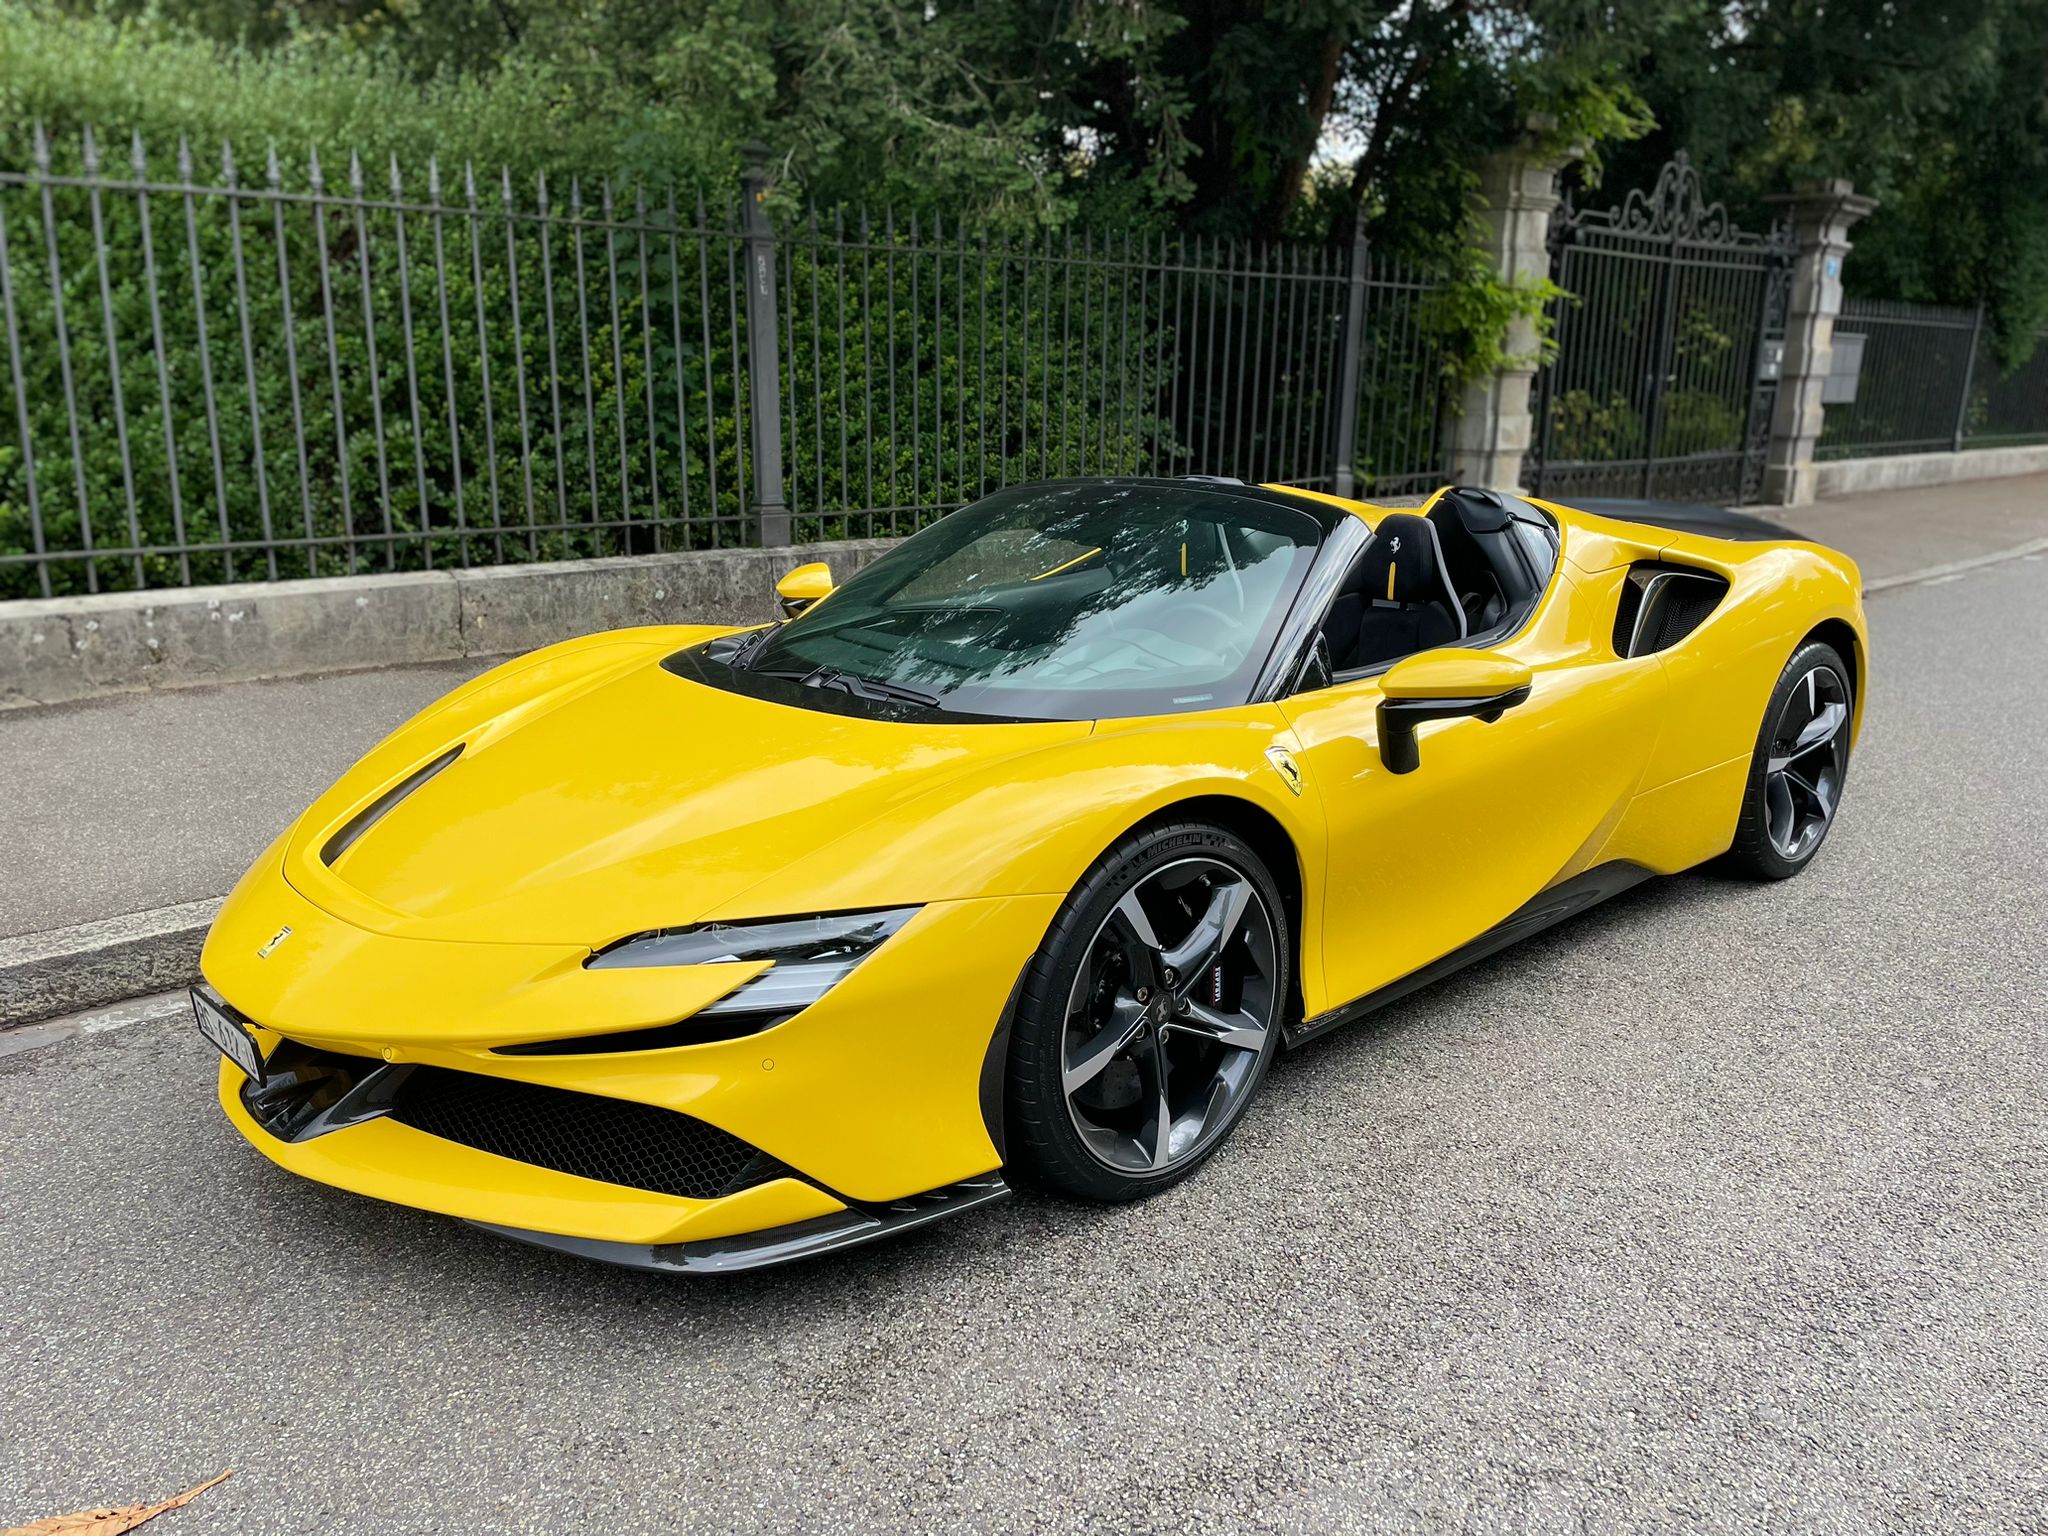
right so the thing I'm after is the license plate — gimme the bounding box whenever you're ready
[192,986,266,1085]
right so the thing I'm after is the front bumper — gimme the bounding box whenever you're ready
[219,1054,853,1247]
[219,1051,1012,1268]
[472,1174,1012,1274]
[203,864,1058,1258]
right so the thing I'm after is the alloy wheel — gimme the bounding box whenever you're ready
[1765,664,1850,861]
[1060,857,1279,1175]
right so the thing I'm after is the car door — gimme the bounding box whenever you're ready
[1278,561,1670,1014]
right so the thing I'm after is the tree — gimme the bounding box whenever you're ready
[40,0,1659,254]
[1614,0,2048,362]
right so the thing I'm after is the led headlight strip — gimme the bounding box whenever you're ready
[585,908,919,1016]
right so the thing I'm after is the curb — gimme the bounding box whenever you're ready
[1861,536,2048,594]
[0,898,219,1030]
[1,538,898,711]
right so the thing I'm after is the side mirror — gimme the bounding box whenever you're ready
[775,561,834,618]
[1376,648,1533,775]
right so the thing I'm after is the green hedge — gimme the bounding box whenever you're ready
[0,5,724,188]
[0,136,1450,597]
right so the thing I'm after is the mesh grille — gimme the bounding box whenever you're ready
[390,1067,791,1200]
[1612,579,1644,655]
[1616,564,1728,657]
[1649,579,1724,650]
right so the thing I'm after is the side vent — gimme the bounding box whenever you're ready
[1613,563,1728,658]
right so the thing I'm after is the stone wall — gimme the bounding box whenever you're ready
[0,538,897,709]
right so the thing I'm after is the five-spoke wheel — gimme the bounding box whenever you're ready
[1006,824,1290,1200]
[1726,639,1855,879]
[1060,857,1280,1176]
[1765,663,1849,860]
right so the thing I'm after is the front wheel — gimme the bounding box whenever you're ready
[1004,822,1291,1202]
[1722,640,1854,880]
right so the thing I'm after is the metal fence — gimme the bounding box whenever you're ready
[1820,297,2048,458]
[1527,153,1791,506]
[0,128,1451,599]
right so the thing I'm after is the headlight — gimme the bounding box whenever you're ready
[585,908,919,1017]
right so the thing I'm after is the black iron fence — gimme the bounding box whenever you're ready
[0,128,1451,599]
[1820,298,2048,459]
[770,215,1450,540]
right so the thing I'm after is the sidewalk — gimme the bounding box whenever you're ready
[2,473,2043,1021]
[1760,474,2048,585]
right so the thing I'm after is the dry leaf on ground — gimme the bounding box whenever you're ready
[0,1471,232,1536]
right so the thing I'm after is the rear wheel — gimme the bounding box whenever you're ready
[1004,822,1290,1202]
[1723,640,1854,880]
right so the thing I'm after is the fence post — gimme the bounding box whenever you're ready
[1761,178,1874,506]
[1331,225,1370,499]
[1953,301,1985,453]
[739,143,790,546]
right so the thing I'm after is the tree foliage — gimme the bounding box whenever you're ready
[16,1,1663,244]
[1610,0,2048,365]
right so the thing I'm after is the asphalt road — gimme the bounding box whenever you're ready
[3,554,2045,1534]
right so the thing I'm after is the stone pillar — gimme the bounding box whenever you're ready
[1443,132,1575,492]
[1761,179,1876,506]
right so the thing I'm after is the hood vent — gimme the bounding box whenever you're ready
[321,745,464,867]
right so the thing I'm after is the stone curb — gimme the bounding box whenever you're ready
[0,898,220,1029]
[1861,536,2048,594]
[1814,443,2048,500]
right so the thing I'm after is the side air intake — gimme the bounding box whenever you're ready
[1613,564,1728,658]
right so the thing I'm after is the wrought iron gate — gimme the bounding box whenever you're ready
[1528,153,1794,505]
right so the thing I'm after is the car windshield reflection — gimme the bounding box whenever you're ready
[731,482,1324,722]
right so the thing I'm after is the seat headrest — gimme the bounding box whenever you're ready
[1358,513,1446,606]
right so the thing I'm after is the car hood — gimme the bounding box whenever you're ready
[283,640,1089,947]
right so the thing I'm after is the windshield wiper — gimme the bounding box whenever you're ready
[724,621,783,671]
[757,664,946,709]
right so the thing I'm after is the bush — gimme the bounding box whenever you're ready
[0,8,1456,595]
[1,140,1434,596]
[0,5,724,187]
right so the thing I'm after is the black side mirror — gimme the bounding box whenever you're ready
[1374,649,1534,774]
[1377,686,1531,773]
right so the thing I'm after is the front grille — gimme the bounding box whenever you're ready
[389,1067,792,1201]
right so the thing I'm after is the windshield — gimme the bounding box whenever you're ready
[735,482,1323,721]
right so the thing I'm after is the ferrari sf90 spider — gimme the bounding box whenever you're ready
[195,478,1867,1271]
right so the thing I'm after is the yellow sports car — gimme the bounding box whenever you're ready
[194,479,1867,1272]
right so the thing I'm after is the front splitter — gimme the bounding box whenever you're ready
[468,1172,1012,1275]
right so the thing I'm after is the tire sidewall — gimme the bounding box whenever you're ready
[1736,640,1853,879]
[1005,821,1292,1202]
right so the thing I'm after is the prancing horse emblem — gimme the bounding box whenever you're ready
[257,925,293,959]
[1264,746,1304,797]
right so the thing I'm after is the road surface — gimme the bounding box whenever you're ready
[3,553,2044,1533]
